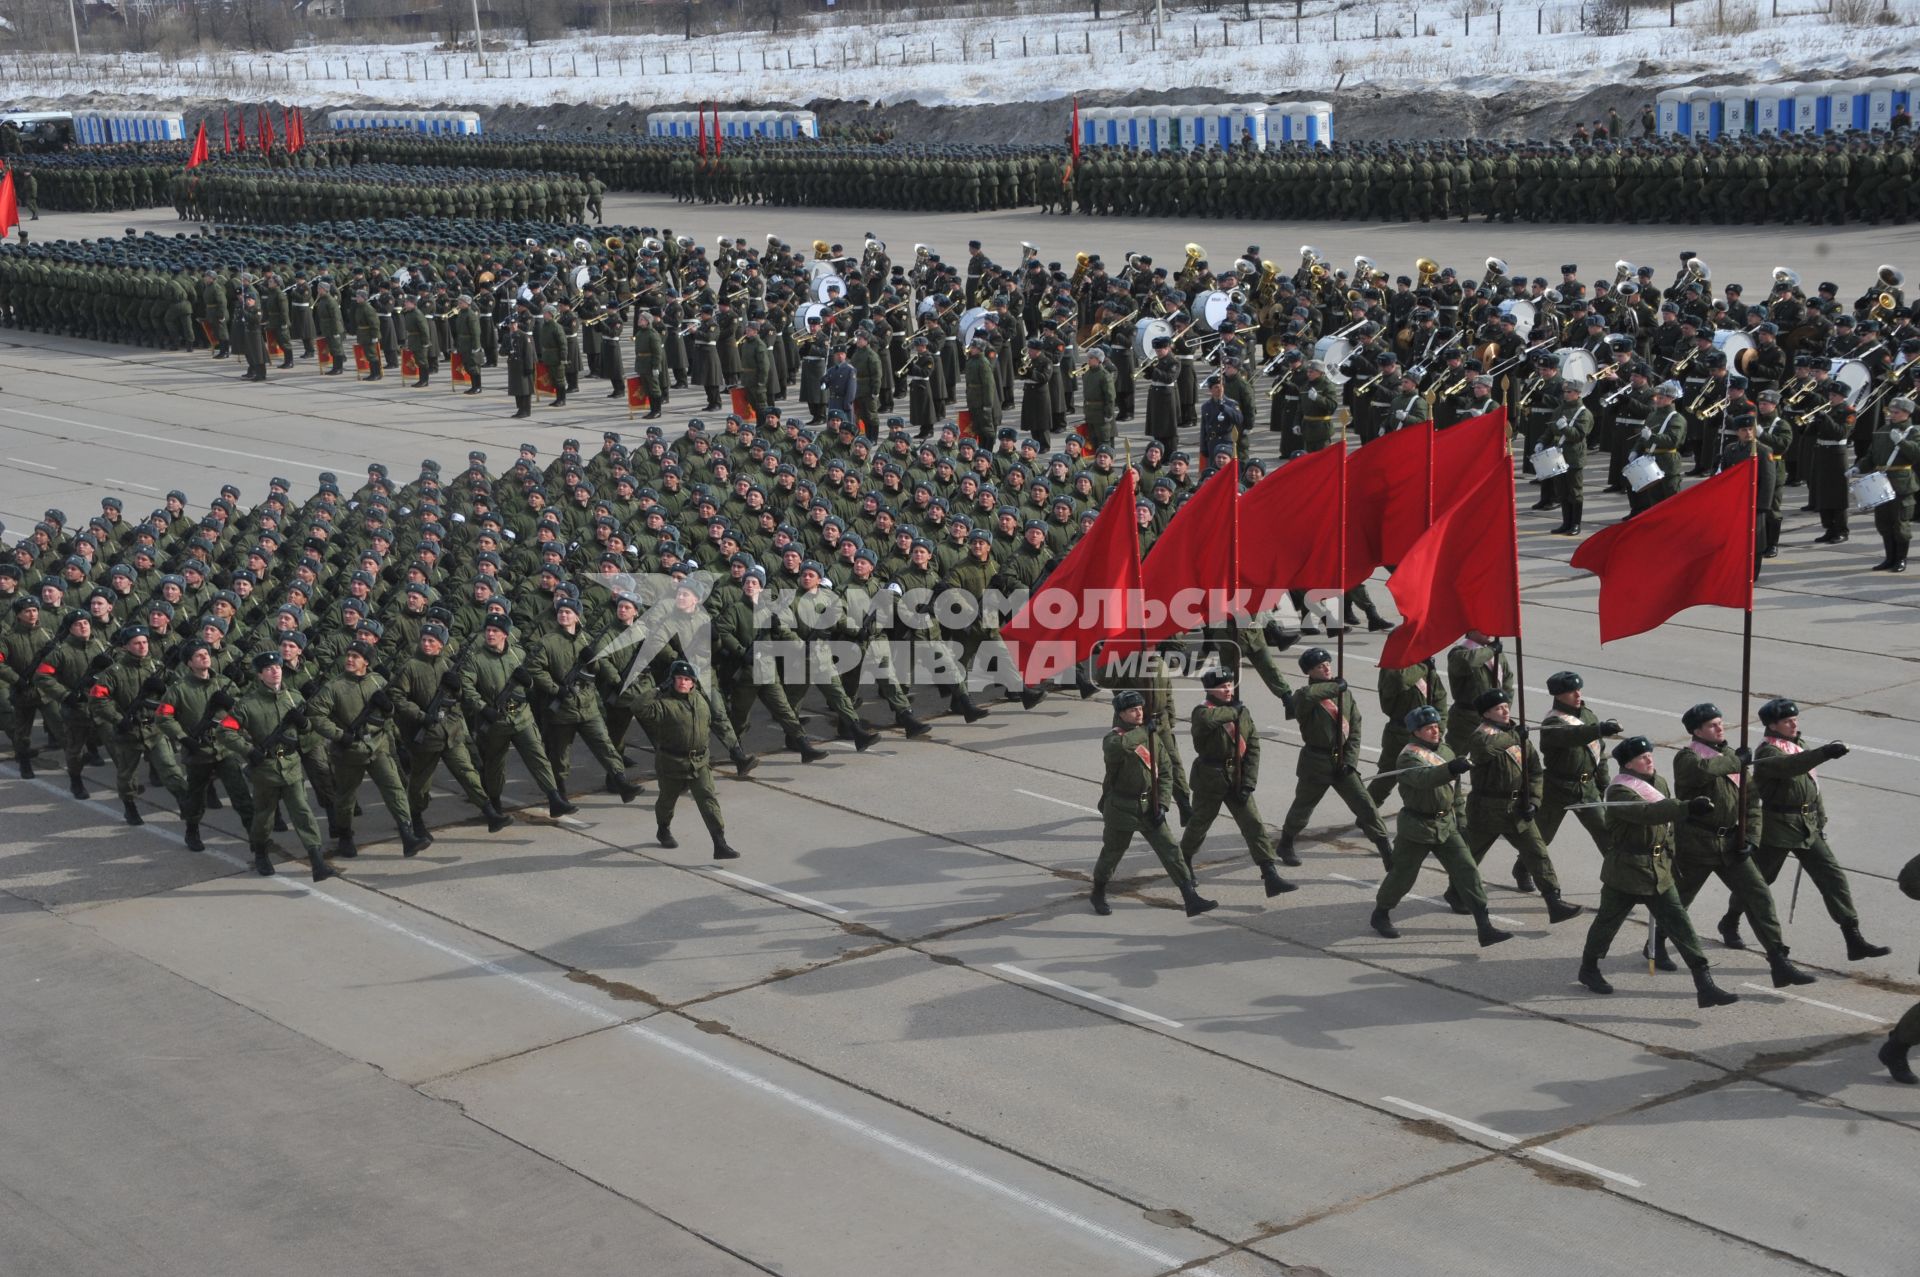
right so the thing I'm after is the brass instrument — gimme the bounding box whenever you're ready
[1869,291,1897,323]
[1684,256,1711,285]
[1416,257,1439,289]
[1085,305,1138,343]
[1195,323,1258,352]
[1435,371,1472,400]
[1068,364,1091,379]
[1070,251,1091,291]
[1772,265,1800,291]
[1300,244,1329,284]
[604,236,624,252]
[812,239,831,260]
[1117,251,1146,288]
[1483,256,1509,289]
[1602,378,1639,407]
[1183,242,1206,274]
[1684,380,1724,417]
[1515,373,1551,413]
[1666,345,1701,379]
[1614,259,1635,284]
[1352,366,1391,397]
[1878,264,1904,289]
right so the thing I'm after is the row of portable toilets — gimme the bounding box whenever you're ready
[1077,102,1334,151]
[324,110,483,135]
[72,111,186,144]
[1656,77,1920,139]
[645,110,820,140]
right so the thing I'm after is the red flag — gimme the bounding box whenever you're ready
[1344,408,1513,573]
[713,106,723,154]
[223,112,232,154]
[1435,406,1512,492]
[1126,458,1238,649]
[0,170,19,241]
[293,108,306,152]
[1001,470,1143,684]
[697,106,707,158]
[186,120,210,170]
[237,112,247,151]
[1569,457,1756,643]
[259,108,274,154]
[1071,95,1081,164]
[1239,445,1362,594]
[1380,461,1521,667]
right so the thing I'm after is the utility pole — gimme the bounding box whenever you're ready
[471,0,484,54]
[68,0,82,55]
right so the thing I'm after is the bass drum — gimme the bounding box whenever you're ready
[1497,298,1537,340]
[1555,348,1598,393]
[1135,317,1173,363]
[957,306,990,349]
[1195,289,1234,331]
[1831,358,1872,408]
[813,272,847,303]
[1713,328,1757,373]
[1313,335,1354,385]
[793,300,828,337]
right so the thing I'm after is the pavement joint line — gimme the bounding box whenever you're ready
[1736,983,1893,1024]
[991,962,1185,1029]
[705,867,850,915]
[1015,787,1103,816]
[1380,1096,1646,1189]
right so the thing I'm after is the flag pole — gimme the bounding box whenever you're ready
[1507,412,1530,837]
[1335,418,1348,683]
[1737,455,1757,853]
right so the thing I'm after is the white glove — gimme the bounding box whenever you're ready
[1638,427,1652,441]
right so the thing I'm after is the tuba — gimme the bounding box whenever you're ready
[1483,256,1508,288]
[1879,264,1905,288]
[1772,265,1800,291]
[1184,242,1206,274]
[1614,259,1635,284]
[604,235,624,252]
[812,239,831,260]
[1415,257,1439,289]
[1070,251,1091,290]
[1685,256,1712,285]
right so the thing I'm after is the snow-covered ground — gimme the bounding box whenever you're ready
[3,0,1918,112]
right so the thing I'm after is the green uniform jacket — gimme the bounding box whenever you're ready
[390,650,472,749]
[1188,699,1259,793]
[307,671,396,760]
[459,642,535,728]
[1538,704,1609,801]
[223,682,308,783]
[1290,678,1363,773]
[1394,740,1463,844]
[1598,773,1689,894]
[526,625,606,724]
[627,678,711,780]
[88,653,165,741]
[1466,718,1542,827]
[1102,722,1171,816]
[1751,732,1839,850]
[1672,738,1760,860]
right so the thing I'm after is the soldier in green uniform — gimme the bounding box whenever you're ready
[1668,702,1813,986]
[1575,735,1741,1008]
[86,623,184,825]
[1369,705,1512,947]
[1279,647,1393,867]
[390,622,510,841]
[629,659,739,860]
[1464,689,1583,922]
[33,611,105,799]
[1543,379,1594,534]
[221,651,337,881]
[1177,668,1295,898]
[306,639,425,859]
[1534,670,1617,852]
[1299,361,1340,452]
[1369,648,1448,806]
[1730,698,1892,961]
[459,614,579,818]
[1091,689,1217,919]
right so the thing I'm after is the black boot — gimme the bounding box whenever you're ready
[1276,831,1301,867]
[1766,946,1817,987]
[1259,861,1297,896]
[894,711,931,739]
[1880,1035,1918,1085]
[1019,685,1047,709]
[1370,906,1400,938]
[730,745,761,773]
[308,847,337,882]
[184,821,204,852]
[1642,933,1677,971]
[68,769,88,800]
[17,755,31,779]
[410,812,431,845]
[1542,886,1582,923]
[1717,908,1747,949]
[657,825,678,848]
[122,798,143,826]
[851,724,881,752]
[1371,834,1393,868]
[1366,609,1393,632]
[1076,669,1098,698]
[334,832,359,858]
[1090,880,1112,916]
[788,734,828,763]
[1577,961,1613,994]
[952,692,990,723]
[617,777,643,803]
[400,829,425,858]
[1473,907,1513,947]
[702,810,738,859]
[1843,923,1891,960]
[1691,964,1739,1008]
[252,847,276,876]
[1513,858,1535,893]
[1179,881,1219,917]
[482,801,512,832]
[547,789,579,817]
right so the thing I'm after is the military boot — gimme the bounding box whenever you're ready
[1691,964,1740,1008]
[1089,878,1112,916]
[1542,886,1582,923]
[786,733,828,763]
[702,810,739,860]
[308,848,337,882]
[546,789,578,817]
[1512,858,1535,893]
[1717,907,1747,949]
[251,846,275,876]
[657,825,678,848]
[1179,881,1219,917]
[1766,946,1817,987]
[1276,830,1302,867]
[894,710,932,739]
[1843,923,1891,960]
[1879,1035,1918,1085]
[122,798,143,826]
[1577,961,1613,994]
[1369,907,1400,938]
[183,822,205,852]
[951,691,990,722]
[1473,907,1513,947]
[1259,861,1297,896]
[482,801,512,832]
[68,768,88,800]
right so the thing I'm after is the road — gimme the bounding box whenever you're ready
[2,199,1917,1276]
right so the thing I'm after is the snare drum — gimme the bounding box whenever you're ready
[1849,470,1897,512]
[1531,445,1570,480]
[1624,455,1665,492]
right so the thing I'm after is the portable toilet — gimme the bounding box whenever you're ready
[1687,88,1717,139]
[1657,88,1686,135]
[1794,83,1822,133]
[1223,104,1265,149]
[1826,78,1869,131]
[1115,106,1141,149]
[1755,82,1794,134]
[1169,106,1198,149]
[1718,88,1750,137]
[1301,101,1332,146]
[1145,106,1173,152]
[1867,76,1897,129]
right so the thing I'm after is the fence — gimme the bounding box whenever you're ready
[0,0,1883,90]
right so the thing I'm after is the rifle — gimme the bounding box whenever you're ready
[337,682,394,748]
[409,643,479,746]
[18,614,82,708]
[547,622,618,715]
[113,673,169,737]
[182,686,238,755]
[485,662,536,722]
[245,696,310,767]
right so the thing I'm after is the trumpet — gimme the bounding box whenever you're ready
[1602,378,1640,407]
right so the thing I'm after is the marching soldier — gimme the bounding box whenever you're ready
[1575,735,1741,1008]
[1369,648,1448,807]
[1862,396,1917,572]
[223,651,337,881]
[306,640,425,860]
[1464,689,1583,923]
[1369,705,1512,947]
[1279,647,1394,868]
[1543,379,1594,535]
[629,659,740,860]
[450,294,483,395]
[1177,668,1296,898]
[1534,670,1618,853]
[1092,690,1218,919]
[86,623,184,826]
[459,614,578,819]
[390,622,510,841]
[526,597,643,803]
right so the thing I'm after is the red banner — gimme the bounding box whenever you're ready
[316,336,333,370]
[627,374,648,412]
[730,386,756,423]
[401,348,419,380]
[451,352,470,387]
[535,361,556,396]
[354,343,371,374]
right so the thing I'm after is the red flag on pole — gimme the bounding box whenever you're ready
[1380,460,1522,667]
[1123,458,1238,651]
[1001,469,1143,684]
[696,105,707,157]
[259,108,274,154]
[713,106,724,154]
[1345,422,1433,575]
[237,112,247,151]
[223,112,233,154]
[1239,445,1363,594]
[294,108,307,151]
[1071,95,1081,164]
[186,120,210,170]
[0,170,20,241]
[1569,457,1757,643]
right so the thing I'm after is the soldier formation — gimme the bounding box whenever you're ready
[2,215,1917,1084]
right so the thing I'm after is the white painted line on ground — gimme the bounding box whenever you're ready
[1567,691,1920,765]
[1016,788,1102,816]
[1328,873,1523,928]
[1381,1097,1645,1189]
[706,868,851,916]
[0,766,1217,1275]
[5,456,57,470]
[109,478,159,492]
[993,962,1185,1029]
[1737,983,1892,1024]
[3,405,331,471]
